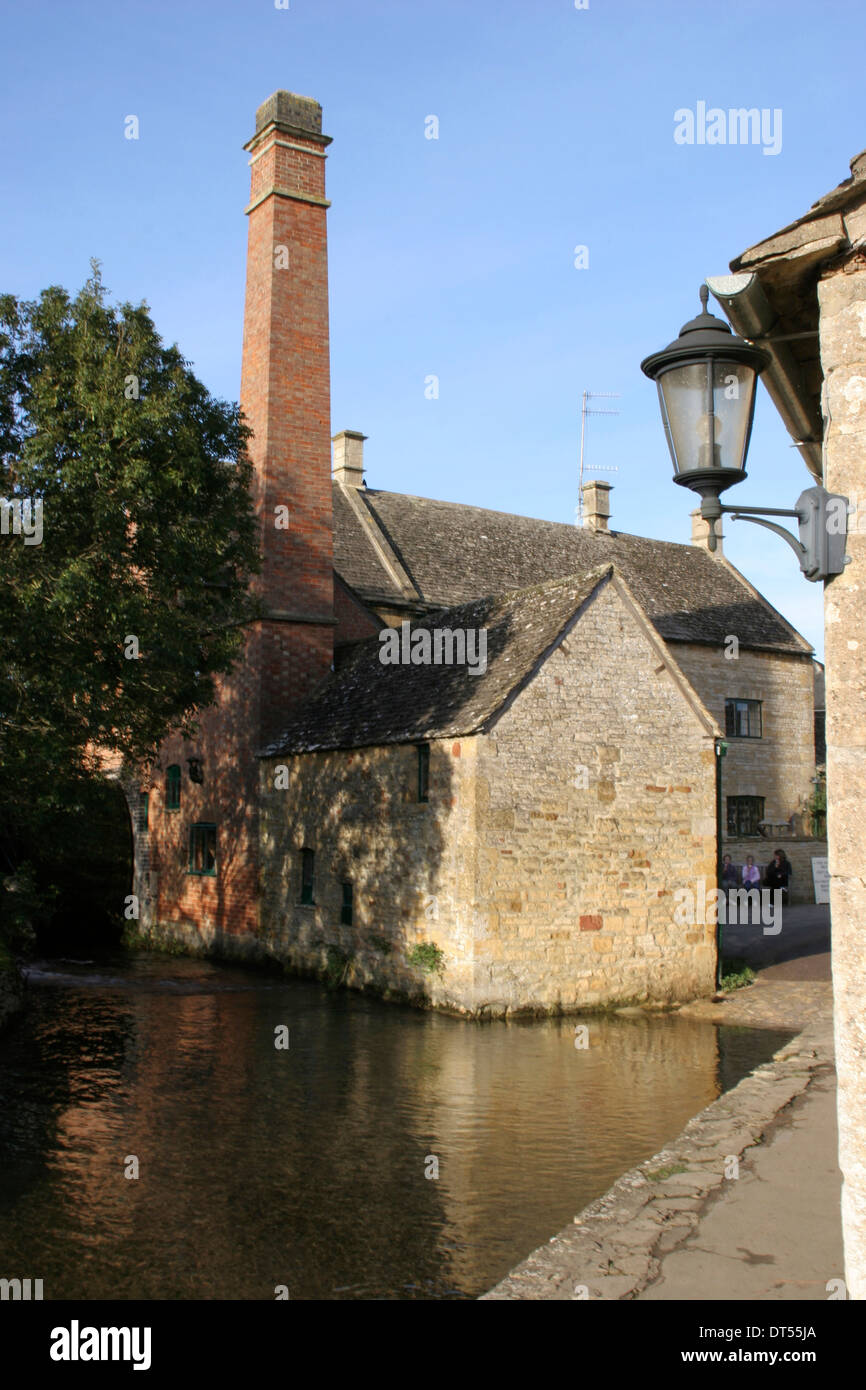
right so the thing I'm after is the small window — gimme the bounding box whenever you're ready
[165,764,181,811]
[139,791,149,832]
[417,744,430,803]
[727,796,765,838]
[300,848,315,905]
[189,823,217,876]
[725,698,762,739]
[340,881,354,926]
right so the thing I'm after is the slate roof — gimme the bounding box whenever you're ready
[262,568,613,755]
[332,487,811,656]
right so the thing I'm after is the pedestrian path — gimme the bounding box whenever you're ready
[639,1065,843,1300]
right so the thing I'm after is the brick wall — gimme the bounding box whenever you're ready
[334,576,381,644]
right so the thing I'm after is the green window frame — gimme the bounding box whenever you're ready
[300,848,315,906]
[189,823,217,876]
[726,796,765,838]
[725,698,762,739]
[165,764,181,811]
[340,881,354,927]
[417,743,430,803]
[139,791,149,832]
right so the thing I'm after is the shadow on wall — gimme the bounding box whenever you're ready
[259,734,456,1005]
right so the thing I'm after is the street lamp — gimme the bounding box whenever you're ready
[641,286,849,581]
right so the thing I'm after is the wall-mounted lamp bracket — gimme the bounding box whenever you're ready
[701,485,849,581]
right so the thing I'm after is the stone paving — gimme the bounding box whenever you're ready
[482,905,842,1301]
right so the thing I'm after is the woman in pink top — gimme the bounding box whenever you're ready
[742,855,761,887]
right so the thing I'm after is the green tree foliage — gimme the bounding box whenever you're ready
[0,264,260,943]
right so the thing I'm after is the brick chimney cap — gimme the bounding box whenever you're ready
[332,429,368,442]
[255,90,324,136]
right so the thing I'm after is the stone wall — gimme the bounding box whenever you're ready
[722,836,828,905]
[469,577,719,1013]
[672,643,815,827]
[819,252,866,1298]
[258,737,477,1006]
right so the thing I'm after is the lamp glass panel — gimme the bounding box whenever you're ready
[658,362,713,476]
[711,362,757,473]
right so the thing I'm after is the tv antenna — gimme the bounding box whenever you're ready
[577,390,620,526]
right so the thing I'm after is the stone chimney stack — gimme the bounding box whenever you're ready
[691,507,724,555]
[582,480,612,533]
[332,430,367,488]
[240,90,335,741]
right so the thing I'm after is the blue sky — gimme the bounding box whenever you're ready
[3,0,863,658]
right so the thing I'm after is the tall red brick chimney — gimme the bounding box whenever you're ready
[141,93,337,945]
[240,91,335,744]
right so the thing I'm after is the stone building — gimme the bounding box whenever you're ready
[329,450,819,896]
[705,146,866,1297]
[258,567,720,1016]
[130,90,819,1020]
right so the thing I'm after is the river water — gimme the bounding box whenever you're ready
[0,951,790,1300]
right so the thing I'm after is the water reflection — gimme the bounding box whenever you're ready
[0,954,790,1299]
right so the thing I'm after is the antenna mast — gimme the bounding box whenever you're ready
[577,390,620,526]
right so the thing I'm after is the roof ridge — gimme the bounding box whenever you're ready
[334,484,812,656]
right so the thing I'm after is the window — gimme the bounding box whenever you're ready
[139,791,149,832]
[340,881,354,926]
[300,848,315,905]
[417,743,430,803]
[727,796,765,838]
[725,698,762,739]
[165,764,181,811]
[189,823,217,875]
